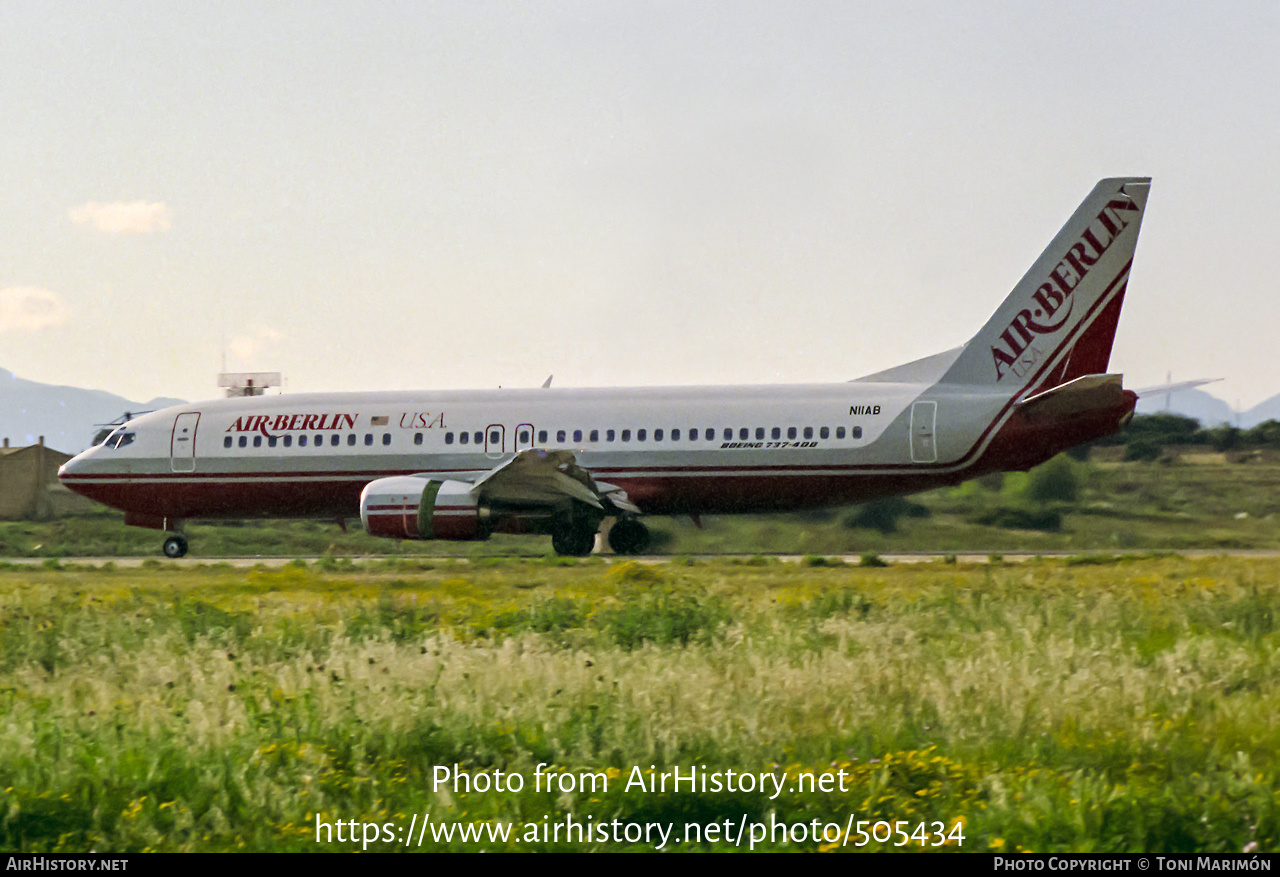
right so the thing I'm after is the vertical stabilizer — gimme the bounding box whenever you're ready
[940,177,1150,394]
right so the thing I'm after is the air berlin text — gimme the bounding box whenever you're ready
[226,413,358,438]
[991,186,1141,381]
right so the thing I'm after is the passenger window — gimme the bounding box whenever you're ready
[488,430,498,445]
[283,435,293,448]
[298,436,306,447]
[538,430,548,443]
[654,429,663,441]
[474,431,483,445]
[519,430,530,443]
[331,434,340,447]
[836,427,846,439]
[788,427,797,440]
[239,436,248,448]
[414,433,423,446]
[589,429,599,442]
[621,429,631,442]
[364,434,373,446]
[460,432,469,445]
[607,429,615,442]
[672,428,680,441]
[738,428,748,440]
[638,429,647,441]
[224,436,232,449]
[446,432,454,445]
[557,429,566,442]
[383,434,392,446]
[348,434,356,446]
[755,427,765,440]
[771,427,780,440]
[574,429,583,442]
[852,426,863,439]
[689,428,698,441]
[818,427,828,439]
[314,434,323,447]
[253,436,262,448]
[269,436,278,448]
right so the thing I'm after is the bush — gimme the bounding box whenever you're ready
[1200,425,1242,452]
[975,506,1062,532]
[1026,454,1080,503]
[1242,419,1280,450]
[1117,413,1201,446]
[1124,439,1162,462]
[842,496,931,534]
[1064,442,1092,461]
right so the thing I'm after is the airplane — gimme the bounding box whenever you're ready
[59,177,1151,559]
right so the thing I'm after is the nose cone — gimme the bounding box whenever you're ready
[60,447,88,475]
[58,446,99,492]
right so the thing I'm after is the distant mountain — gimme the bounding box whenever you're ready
[0,368,185,453]
[1131,386,1280,430]
[1135,387,1237,427]
[1239,392,1280,430]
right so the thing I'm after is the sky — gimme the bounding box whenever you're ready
[2,1,1278,410]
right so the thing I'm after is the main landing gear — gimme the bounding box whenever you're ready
[607,518,651,555]
[549,515,652,557]
[551,522,596,557]
[162,534,189,559]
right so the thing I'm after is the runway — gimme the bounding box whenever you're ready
[6,549,1280,568]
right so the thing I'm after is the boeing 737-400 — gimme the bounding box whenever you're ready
[59,177,1151,558]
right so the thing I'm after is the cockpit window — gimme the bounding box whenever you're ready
[103,428,136,449]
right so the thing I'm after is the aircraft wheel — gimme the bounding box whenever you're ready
[162,535,189,559]
[608,518,651,555]
[552,525,595,557]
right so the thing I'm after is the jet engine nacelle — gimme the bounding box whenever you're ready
[360,476,491,541]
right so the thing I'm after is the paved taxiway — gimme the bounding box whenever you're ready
[5,550,1280,568]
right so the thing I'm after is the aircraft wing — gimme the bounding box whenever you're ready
[1014,373,1128,421]
[466,448,641,514]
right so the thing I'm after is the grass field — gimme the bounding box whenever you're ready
[0,554,1276,851]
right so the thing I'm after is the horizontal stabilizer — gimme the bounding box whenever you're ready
[1014,373,1126,421]
[1133,378,1221,397]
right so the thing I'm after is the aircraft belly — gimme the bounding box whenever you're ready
[62,476,367,520]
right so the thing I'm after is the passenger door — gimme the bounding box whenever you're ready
[171,412,200,472]
[485,424,506,459]
[910,401,937,463]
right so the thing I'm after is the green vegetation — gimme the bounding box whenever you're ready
[1095,413,1280,456]
[8,445,1280,560]
[0,556,1276,851]
[663,451,1280,555]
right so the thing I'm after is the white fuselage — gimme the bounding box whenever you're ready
[58,379,1034,522]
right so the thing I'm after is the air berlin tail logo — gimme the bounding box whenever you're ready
[991,187,1141,381]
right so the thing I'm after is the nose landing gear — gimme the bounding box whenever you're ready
[162,534,189,559]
